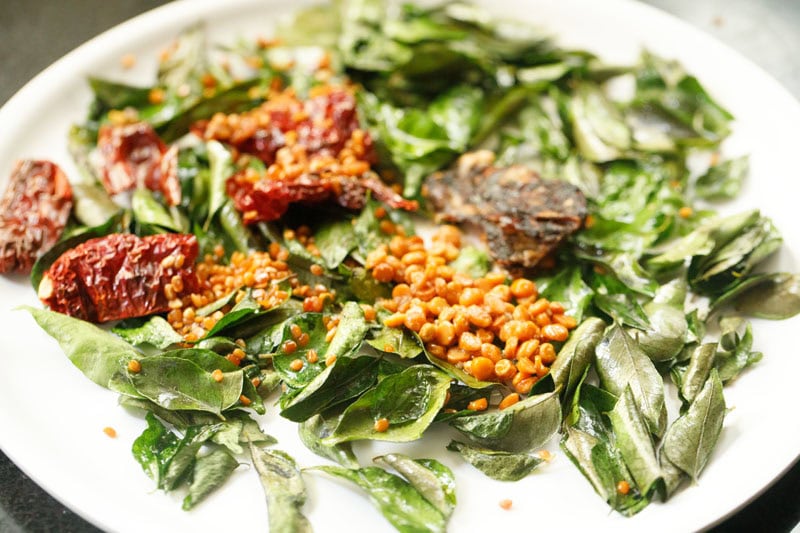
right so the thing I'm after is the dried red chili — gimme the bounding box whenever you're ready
[38,233,199,323]
[193,87,374,164]
[0,160,73,274]
[97,122,180,205]
[198,86,417,223]
[226,171,417,223]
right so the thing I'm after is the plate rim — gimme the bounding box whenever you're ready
[1,0,799,531]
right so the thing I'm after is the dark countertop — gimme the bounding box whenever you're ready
[0,1,798,532]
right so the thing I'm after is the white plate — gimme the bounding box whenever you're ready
[1,0,798,531]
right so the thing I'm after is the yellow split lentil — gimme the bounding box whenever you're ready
[167,244,332,341]
[367,225,577,395]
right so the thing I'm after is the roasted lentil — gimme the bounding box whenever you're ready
[367,225,577,395]
[166,244,332,341]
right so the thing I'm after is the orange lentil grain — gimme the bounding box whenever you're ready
[617,480,631,495]
[289,359,304,371]
[510,278,536,299]
[103,427,117,438]
[373,418,390,432]
[539,343,557,365]
[542,323,569,342]
[306,349,319,363]
[239,395,252,406]
[120,53,136,69]
[148,88,165,104]
[282,340,298,354]
[297,332,310,347]
[495,359,517,381]
[325,327,337,343]
[383,313,406,328]
[211,369,224,383]
[499,393,520,410]
[538,450,553,461]
[514,376,537,395]
[467,398,488,411]
[499,499,513,510]
[364,225,574,393]
[554,314,578,329]
[127,360,142,373]
[468,356,495,381]
[361,304,377,321]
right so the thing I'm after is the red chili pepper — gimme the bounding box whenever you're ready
[38,233,199,323]
[204,87,416,223]
[97,122,180,205]
[226,172,417,223]
[193,88,375,164]
[0,160,73,274]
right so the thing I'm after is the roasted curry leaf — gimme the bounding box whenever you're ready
[324,365,451,444]
[595,323,666,437]
[662,370,725,481]
[450,391,561,453]
[250,446,312,533]
[313,465,448,533]
[446,440,545,481]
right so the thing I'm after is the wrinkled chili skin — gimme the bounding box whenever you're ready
[226,172,417,224]
[194,89,376,164]
[39,233,198,323]
[226,173,330,223]
[0,160,73,274]
[97,122,180,205]
[200,87,416,222]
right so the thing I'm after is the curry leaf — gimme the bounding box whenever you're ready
[608,387,663,498]
[132,414,218,491]
[595,323,666,437]
[250,446,312,533]
[549,317,606,406]
[570,84,631,162]
[635,303,687,362]
[449,245,491,278]
[714,319,762,383]
[324,301,370,360]
[280,355,381,422]
[130,357,243,415]
[561,426,648,516]
[446,441,544,481]
[298,414,360,468]
[679,343,717,405]
[694,156,748,201]
[450,391,561,453]
[538,266,594,323]
[662,371,725,481]
[725,272,800,320]
[24,306,137,388]
[367,323,424,359]
[315,218,358,269]
[594,293,650,330]
[312,465,447,533]
[113,316,184,350]
[132,188,181,232]
[325,365,450,444]
[373,454,456,518]
[182,448,239,510]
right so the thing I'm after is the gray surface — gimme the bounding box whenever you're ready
[0,0,798,531]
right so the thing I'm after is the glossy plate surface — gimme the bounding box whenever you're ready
[0,1,798,531]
